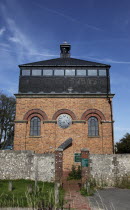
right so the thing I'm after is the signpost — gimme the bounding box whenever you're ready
[81,158,89,167]
[74,153,81,162]
[74,153,89,167]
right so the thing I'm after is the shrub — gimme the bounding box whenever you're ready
[67,165,81,180]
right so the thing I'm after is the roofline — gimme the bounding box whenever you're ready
[18,57,111,68]
[19,64,111,68]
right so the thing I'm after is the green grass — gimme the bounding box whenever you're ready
[0,179,64,208]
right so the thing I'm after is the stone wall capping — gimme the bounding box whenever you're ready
[0,150,35,154]
[35,153,55,157]
[81,148,89,152]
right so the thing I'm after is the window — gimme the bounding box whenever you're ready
[22,70,30,76]
[88,117,98,136]
[99,69,107,76]
[32,69,42,76]
[77,70,86,76]
[30,117,40,136]
[43,70,53,76]
[54,70,64,76]
[65,69,75,76]
[88,70,97,76]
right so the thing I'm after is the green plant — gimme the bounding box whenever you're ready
[115,133,130,153]
[67,165,81,180]
[0,179,64,208]
[115,176,130,189]
[80,179,96,196]
[80,177,108,197]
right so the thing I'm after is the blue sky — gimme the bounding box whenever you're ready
[0,0,130,143]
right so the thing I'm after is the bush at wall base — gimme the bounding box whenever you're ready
[67,165,82,180]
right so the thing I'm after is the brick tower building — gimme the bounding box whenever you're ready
[14,42,114,172]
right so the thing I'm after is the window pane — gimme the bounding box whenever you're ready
[32,69,42,76]
[99,70,106,76]
[43,70,53,76]
[30,117,40,136]
[88,70,97,76]
[22,70,30,76]
[54,70,64,76]
[88,117,98,136]
[65,69,75,76]
[77,70,86,76]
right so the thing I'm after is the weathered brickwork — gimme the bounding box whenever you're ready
[14,96,114,171]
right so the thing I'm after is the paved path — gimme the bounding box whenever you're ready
[63,179,91,210]
[88,188,130,210]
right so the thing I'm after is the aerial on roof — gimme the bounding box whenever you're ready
[19,42,110,67]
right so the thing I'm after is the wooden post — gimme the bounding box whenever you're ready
[8,181,13,191]
[54,182,60,209]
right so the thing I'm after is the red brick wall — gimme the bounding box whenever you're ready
[14,96,114,171]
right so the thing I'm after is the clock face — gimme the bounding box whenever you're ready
[57,114,72,129]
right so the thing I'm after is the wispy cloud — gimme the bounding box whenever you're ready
[0,2,58,62]
[87,56,130,64]
[115,126,130,132]
[0,43,10,48]
[5,18,58,62]
[32,1,102,31]
[0,27,6,36]
[102,58,130,64]
[8,36,21,43]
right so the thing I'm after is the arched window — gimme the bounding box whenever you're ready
[88,117,98,137]
[30,117,40,136]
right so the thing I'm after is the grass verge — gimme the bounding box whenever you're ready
[0,179,64,208]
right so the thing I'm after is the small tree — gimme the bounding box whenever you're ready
[0,93,16,148]
[115,133,130,153]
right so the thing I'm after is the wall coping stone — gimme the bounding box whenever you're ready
[0,150,35,154]
[81,148,89,152]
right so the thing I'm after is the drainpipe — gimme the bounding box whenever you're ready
[107,67,114,154]
[108,98,115,154]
